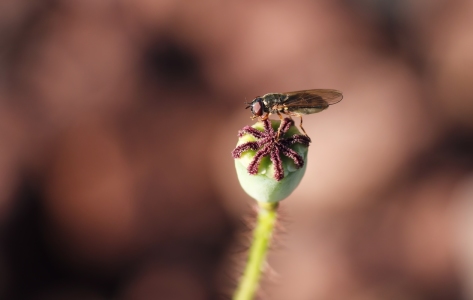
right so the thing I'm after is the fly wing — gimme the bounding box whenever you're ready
[282,89,343,107]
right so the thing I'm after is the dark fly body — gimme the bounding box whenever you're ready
[245,89,343,137]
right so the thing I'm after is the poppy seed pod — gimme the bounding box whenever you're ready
[232,118,310,203]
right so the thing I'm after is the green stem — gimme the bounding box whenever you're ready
[233,202,278,300]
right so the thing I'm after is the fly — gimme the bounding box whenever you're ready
[245,89,343,138]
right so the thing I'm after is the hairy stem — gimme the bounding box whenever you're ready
[233,202,278,300]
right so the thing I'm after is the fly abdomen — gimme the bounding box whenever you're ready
[287,106,327,115]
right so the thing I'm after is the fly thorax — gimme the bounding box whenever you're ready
[261,99,271,113]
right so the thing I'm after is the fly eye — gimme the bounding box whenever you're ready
[252,100,263,116]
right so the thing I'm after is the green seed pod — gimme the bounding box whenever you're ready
[232,118,310,203]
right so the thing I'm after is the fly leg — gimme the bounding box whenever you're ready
[298,115,308,136]
[298,115,312,141]
[276,112,284,139]
[289,113,310,139]
[260,112,270,121]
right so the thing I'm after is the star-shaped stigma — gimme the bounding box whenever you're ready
[232,118,311,181]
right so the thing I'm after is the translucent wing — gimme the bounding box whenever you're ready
[281,89,343,108]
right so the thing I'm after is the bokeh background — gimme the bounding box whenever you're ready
[1,0,473,299]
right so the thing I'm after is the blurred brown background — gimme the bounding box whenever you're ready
[1,0,473,299]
